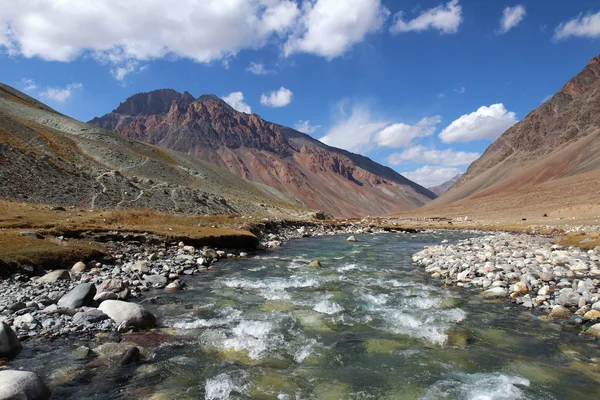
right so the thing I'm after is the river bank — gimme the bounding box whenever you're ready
[413,232,600,337]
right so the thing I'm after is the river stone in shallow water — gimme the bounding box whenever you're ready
[0,322,22,357]
[482,287,507,298]
[549,305,572,320]
[98,300,156,329]
[58,283,96,308]
[0,370,51,400]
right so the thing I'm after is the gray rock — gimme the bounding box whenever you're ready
[38,270,70,283]
[143,275,168,285]
[165,282,182,291]
[13,313,38,330]
[94,292,118,302]
[549,305,572,319]
[308,260,322,268]
[482,287,507,298]
[347,235,358,242]
[72,309,109,325]
[98,300,156,329]
[557,288,581,307]
[8,302,27,312]
[0,322,22,357]
[0,370,51,400]
[57,283,96,309]
[131,261,149,274]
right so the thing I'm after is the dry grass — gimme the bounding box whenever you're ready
[557,234,600,250]
[0,200,260,272]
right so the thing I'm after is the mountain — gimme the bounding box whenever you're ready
[428,174,462,196]
[0,83,307,217]
[89,90,436,217]
[429,55,600,211]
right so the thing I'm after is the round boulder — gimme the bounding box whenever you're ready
[347,236,358,242]
[0,322,22,357]
[0,370,51,400]
[308,260,322,268]
[71,261,87,273]
[98,300,156,329]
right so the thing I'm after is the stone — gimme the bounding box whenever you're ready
[482,287,507,298]
[308,260,322,268]
[120,347,141,366]
[0,322,22,357]
[58,283,96,309]
[72,309,110,325]
[347,236,358,242]
[98,300,156,329]
[13,313,38,330]
[71,261,87,273]
[165,282,182,291]
[71,346,90,360]
[549,305,572,319]
[8,302,27,312]
[239,252,249,258]
[513,282,528,294]
[131,261,149,274]
[557,289,581,307]
[38,269,70,283]
[94,292,118,302]
[182,245,195,253]
[143,275,168,286]
[583,310,600,322]
[0,370,51,400]
[586,323,600,337]
[97,279,126,294]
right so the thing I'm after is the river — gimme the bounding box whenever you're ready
[11,231,600,399]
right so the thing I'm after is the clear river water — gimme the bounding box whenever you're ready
[12,231,600,399]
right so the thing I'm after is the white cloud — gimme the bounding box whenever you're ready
[554,10,600,40]
[388,145,479,167]
[39,82,83,103]
[499,5,526,34]
[110,60,145,81]
[391,0,462,34]
[373,116,441,148]
[402,165,463,187]
[260,87,293,107]
[21,78,37,92]
[222,92,252,113]
[0,0,300,79]
[319,104,388,153]
[439,103,517,143]
[455,85,466,94]
[284,0,389,59]
[319,102,441,154]
[247,61,274,75]
[295,120,321,134]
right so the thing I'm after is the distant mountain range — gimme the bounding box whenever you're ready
[89,90,436,217]
[0,83,306,217]
[427,54,600,217]
[428,174,462,196]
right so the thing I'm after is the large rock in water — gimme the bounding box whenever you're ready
[98,300,156,329]
[0,370,51,400]
[57,283,96,308]
[0,322,22,357]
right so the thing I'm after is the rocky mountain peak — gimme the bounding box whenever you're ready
[113,89,192,116]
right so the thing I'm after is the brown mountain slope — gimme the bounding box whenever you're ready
[89,90,436,217]
[431,54,600,207]
[0,83,306,218]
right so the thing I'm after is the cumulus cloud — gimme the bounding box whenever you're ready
[499,5,526,34]
[260,87,293,107]
[373,117,441,148]
[439,103,517,143]
[391,0,462,34]
[222,92,252,113]
[402,166,463,187]
[295,120,321,134]
[554,10,600,40]
[284,0,389,59]
[388,145,480,167]
[21,78,37,92]
[319,102,442,154]
[319,104,388,153]
[247,62,274,75]
[39,82,83,103]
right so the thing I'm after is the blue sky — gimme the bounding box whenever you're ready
[2,0,600,187]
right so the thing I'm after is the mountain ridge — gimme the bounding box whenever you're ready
[89,90,436,217]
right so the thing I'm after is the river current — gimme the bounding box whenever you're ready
[13,231,600,399]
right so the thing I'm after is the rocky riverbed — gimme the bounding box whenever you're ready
[413,232,600,337]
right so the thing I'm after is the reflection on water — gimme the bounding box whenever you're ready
[11,231,600,399]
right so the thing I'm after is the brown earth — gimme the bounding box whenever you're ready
[89,91,436,217]
[431,55,600,207]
